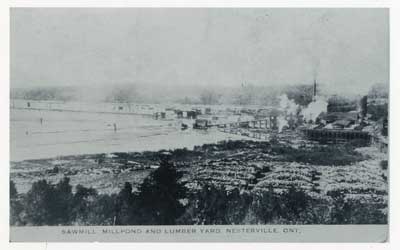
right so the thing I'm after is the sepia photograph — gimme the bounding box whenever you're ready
[9,8,389,242]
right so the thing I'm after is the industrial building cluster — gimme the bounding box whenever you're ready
[152,81,388,151]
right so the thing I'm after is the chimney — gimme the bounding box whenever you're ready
[313,78,317,101]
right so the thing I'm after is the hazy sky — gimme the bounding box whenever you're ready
[11,8,389,94]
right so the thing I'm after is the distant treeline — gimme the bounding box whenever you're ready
[10,84,314,106]
[160,84,315,106]
[10,156,387,226]
[11,87,77,101]
[10,82,389,109]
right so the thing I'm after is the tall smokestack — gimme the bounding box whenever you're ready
[312,78,317,101]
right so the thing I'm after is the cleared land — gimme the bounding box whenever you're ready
[11,139,388,209]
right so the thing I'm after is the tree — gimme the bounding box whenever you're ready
[91,194,116,225]
[368,104,388,121]
[53,177,74,224]
[224,188,252,224]
[192,185,229,225]
[178,185,252,225]
[136,157,187,225]
[71,185,99,225]
[106,85,139,103]
[115,182,136,225]
[10,180,24,225]
[199,89,220,105]
[71,185,115,225]
[252,186,282,224]
[24,180,55,225]
[10,180,17,199]
[281,186,309,220]
[327,190,350,224]
[233,83,256,105]
[368,83,389,99]
[24,178,73,225]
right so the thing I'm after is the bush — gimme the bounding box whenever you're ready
[179,185,252,225]
[380,160,388,170]
[327,190,387,224]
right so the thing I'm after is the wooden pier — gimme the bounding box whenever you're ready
[207,117,278,130]
[202,118,279,141]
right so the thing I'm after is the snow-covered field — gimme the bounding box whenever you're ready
[10,108,248,161]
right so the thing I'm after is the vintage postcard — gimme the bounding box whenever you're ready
[9,8,389,242]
